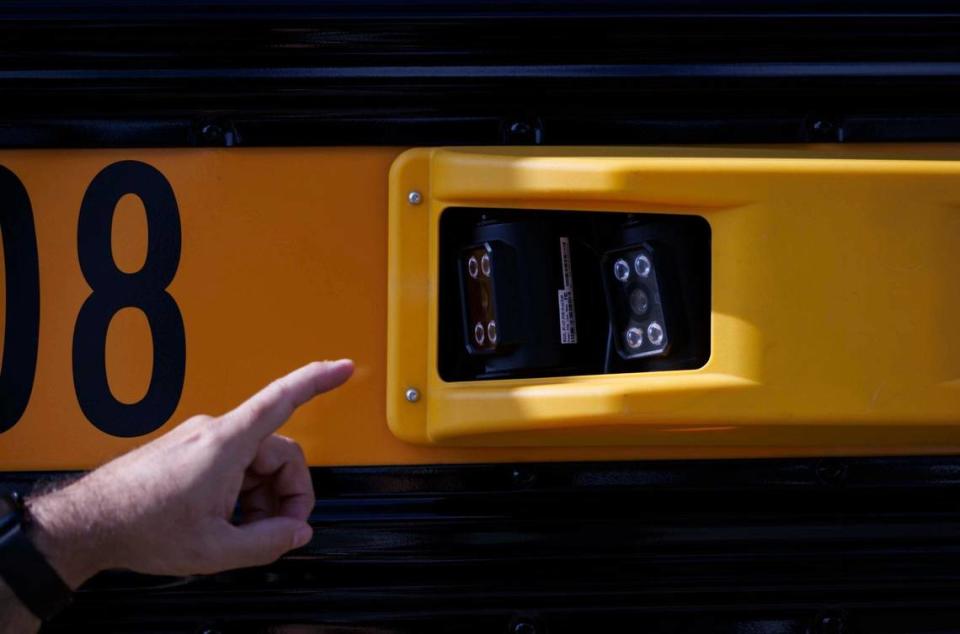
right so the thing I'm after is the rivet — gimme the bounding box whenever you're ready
[407,191,423,205]
[815,459,848,486]
[513,621,537,634]
[405,388,421,403]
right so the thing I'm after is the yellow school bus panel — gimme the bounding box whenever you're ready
[388,147,960,446]
[1,146,959,470]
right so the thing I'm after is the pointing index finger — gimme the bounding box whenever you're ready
[227,359,354,440]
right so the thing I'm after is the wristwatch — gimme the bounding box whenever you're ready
[0,491,73,621]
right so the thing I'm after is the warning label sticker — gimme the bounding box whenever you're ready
[557,237,578,344]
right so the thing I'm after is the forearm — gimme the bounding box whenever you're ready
[27,483,110,589]
[0,483,107,634]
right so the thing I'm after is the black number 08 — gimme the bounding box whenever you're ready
[1,161,185,437]
[0,167,40,433]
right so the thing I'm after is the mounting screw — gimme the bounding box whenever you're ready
[405,388,421,403]
[407,191,423,205]
[200,123,224,145]
[815,459,848,487]
[512,620,538,634]
[807,115,843,142]
[509,121,532,137]
[815,611,846,634]
[503,118,544,144]
[198,121,239,147]
[511,467,537,488]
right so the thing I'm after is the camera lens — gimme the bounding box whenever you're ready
[629,288,650,315]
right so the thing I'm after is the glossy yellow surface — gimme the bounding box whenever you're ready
[3,146,960,471]
[388,146,960,449]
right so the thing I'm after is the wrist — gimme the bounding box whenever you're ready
[26,485,107,589]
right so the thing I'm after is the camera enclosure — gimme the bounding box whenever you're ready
[438,208,710,381]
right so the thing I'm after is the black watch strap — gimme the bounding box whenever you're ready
[0,491,73,621]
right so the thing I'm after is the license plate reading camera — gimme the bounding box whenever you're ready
[604,246,670,358]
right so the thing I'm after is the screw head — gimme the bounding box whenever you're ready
[513,622,537,634]
[816,612,846,634]
[808,117,841,142]
[407,191,423,205]
[511,468,536,488]
[509,122,532,137]
[404,388,421,403]
[815,459,848,486]
[200,123,224,144]
[504,120,543,144]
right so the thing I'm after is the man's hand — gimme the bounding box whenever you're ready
[25,359,354,587]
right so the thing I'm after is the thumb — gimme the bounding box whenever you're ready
[217,517,313,570]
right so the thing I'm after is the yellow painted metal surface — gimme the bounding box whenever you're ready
[388,146,960,449]
[2,146,960,470]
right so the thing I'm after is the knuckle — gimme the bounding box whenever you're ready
[187,414,215,426]
[245,397,269,423]
[198,417,227,437]
[182,415,231,446]
[291,442,306,463]
[250,381,291,418]
[177,414,214,436]
[276,434,302,453]
[271,378,293,401]
[203,428,232,452]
